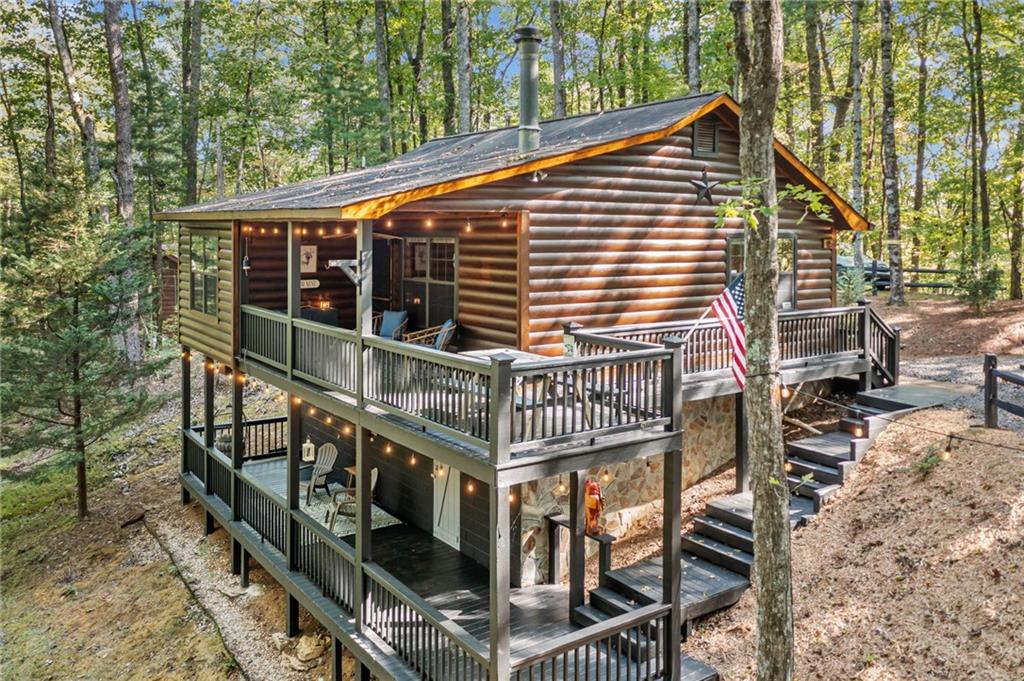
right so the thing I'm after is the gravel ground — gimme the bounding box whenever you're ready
[901,354,1024,433]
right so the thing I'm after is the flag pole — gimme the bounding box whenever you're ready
[679,304,714,346]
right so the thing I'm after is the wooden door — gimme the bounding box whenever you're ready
[432,463,461,549]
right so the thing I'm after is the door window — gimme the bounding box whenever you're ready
[726,234,798,310]
[403,237,456,329]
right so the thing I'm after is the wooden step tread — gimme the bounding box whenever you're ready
[692,515,754,553]
[682,533,753,577]
[706,492,806,531]
[786,456,844,484]
[589,586,641,617]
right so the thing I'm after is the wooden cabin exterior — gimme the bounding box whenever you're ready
[158,80,896,681]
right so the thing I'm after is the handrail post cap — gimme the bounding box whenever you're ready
[490,352,518,365]
[562,321,583,334]
[662,335,685,349]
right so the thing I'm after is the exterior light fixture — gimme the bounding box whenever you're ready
[386,219,393,228]
[302,437,316,463]
[557,475,567,494]
[601,468,611,484]
[425,218,433,228]
[343,425,352,435]
[325,416,332,425]
[466,481,475,493]
[781,385,791,399]
[409,454,416,465]
[528,170,547,183]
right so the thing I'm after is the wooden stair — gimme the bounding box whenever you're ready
[592,382,951,680]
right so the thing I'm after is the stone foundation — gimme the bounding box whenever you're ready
[517,380,832,585]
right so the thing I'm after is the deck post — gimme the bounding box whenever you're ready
[354,425,372,631]
[287,594,300,638]
[331,637,342,681]
[984,353,998,428]
[231,539,242,576]
[240,548,250,588]
[488,481,511,681]
[858,300,872,391]
[231,371,244,522]
[663,448,683,679]
[180,345,192,504]
[286,394,301,572]
[562,321,582,357]
[568,469,587,618]
[286,221,299,379]
[203,356,216,494]
[734,395,749,493]
[355,219,372,412]
[890,327,902,385]
[489,354,515,465]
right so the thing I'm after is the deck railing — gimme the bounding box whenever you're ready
[237,475,288,555]
[207,450,232,505]
[510,602,671,680]
[183,429,206,479]
[363,562,490,681]
[507,348,672,451]
[193,416,288,461]
[293,509,357,613]
[578,305,898,384]
[240,305,289,370]
[293,318,358,396]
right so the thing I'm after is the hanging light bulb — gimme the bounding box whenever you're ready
[343,425,352,435]
[941,436,953,460]
[466,481,475,493]
[384,443,393,454]
[601,468,611,484]
[508,491,516,503]
[425,218,433,228]
[325,416,333,425]
[464,218,472,233]
[386,219,393,228]
[781,385,792,399]
[557,475,567,494]
[409,454,417,465]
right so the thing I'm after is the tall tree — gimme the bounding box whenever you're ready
[686,0,701,94]
[376,0,391,153]
[803,0,825,174]
[440,0,457,134]
[731,0,793,678]
[0,70,27,216]
[850,0,865,272]
[181,0,201,204]
[47,0,100,190]
[456,0,471,133]
[104,0,134,223]
[910,15,928,278]
[961,0,979,262]
[971,0,991,254]
[881,0,905,305]
[550,0,567,117]
[1008,116,1024,300]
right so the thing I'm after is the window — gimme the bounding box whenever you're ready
[403,237,457,330]
[726,234,798,310]
[189,232,219,315]
[693,119,718,157]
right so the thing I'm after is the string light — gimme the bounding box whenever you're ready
[235,373,246,384]
[384,443,393,454]
[292,396,302,405]
[464,219,473,233]
[466,481,475,493]
[325,416,333,425]
[273,227,280,235]
[425,218,433,228]
[259,227,266,235]
[853,425,864,438]
[334,227,342,235]
[601,468,611,483]
[781,385,792,399]
[941,436,953,460]
[409,454,417,465]
[784,462,793,473]
[508,491,516,503]
[557,475,567,494]
[342,425,352,435]
[318,228,325,236]
[308,407,316,416]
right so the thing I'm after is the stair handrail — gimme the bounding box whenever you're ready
[864,304,901,386]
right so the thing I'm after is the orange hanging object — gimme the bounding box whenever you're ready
[584,478,605,535]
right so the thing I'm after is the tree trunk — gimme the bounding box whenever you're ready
[1010,116,1023,299]
[686,0,701,94]
[181,0,201,205]
[441,0,457,134]
[456,0,471,133]
[850,0,865,272]
[961,0,979,264]
[731,1,793,679]
[234,2,262,194]
[881,0,904,305]
[104,0,134,223]
[41,58,57,181]
[550,0,567,117]
[413,0,428,144]
[319,1,336,174]
[0,71,26,216]
[804,0,825,174]
[911,21,928,280]
[129,0,158,217]
[596,0,610,109]
[72,291,88,520]
[972,0,991,255]
[374,0,392,154]
[47,0,100,191]
[615,0,627,107]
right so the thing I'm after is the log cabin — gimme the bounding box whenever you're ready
[155,27,900,681]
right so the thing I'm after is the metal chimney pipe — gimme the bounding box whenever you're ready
[514,26,542,153]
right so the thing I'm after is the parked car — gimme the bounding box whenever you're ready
[837,255,891,290]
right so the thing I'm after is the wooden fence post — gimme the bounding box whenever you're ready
[984,353,998,428]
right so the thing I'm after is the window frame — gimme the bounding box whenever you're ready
[402,235,458,329]
[189,230,220,317]
[725,232,799,311]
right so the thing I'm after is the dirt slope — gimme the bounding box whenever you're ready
[686,409,1024,680]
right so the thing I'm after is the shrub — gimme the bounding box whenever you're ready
[837,268,870,306]
[955,260,1003,313]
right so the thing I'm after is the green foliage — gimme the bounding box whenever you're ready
[837,268,871,306]
[955,259,1004,313]
[715,182,832,230]
[915,452,942,477]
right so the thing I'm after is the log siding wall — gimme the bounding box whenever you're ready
[178,221,235,363]
[403,115,838,354]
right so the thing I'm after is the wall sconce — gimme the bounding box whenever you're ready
[528,170,548,183]
[301,436,316,463]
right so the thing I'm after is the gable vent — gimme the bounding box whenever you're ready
[693,119,718,157]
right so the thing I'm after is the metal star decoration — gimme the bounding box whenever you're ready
[689,168,721,205]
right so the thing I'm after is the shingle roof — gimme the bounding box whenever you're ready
[156,92,724,218]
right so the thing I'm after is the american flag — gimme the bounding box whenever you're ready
[711,275,747,390]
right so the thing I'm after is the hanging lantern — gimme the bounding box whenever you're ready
[301,436,316,463]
